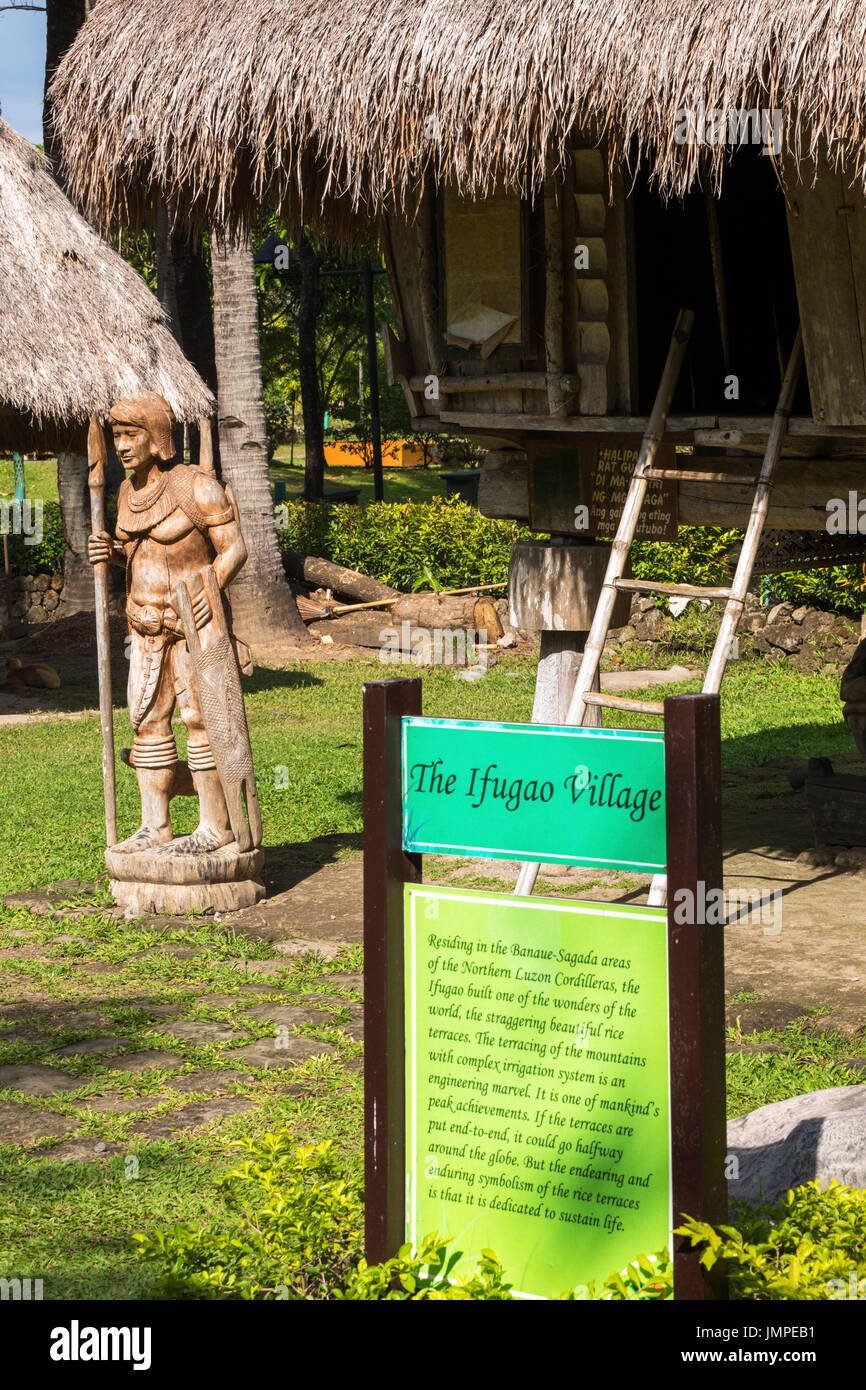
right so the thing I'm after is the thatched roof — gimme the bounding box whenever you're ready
[0,117,213,452]
[51,0,866,236]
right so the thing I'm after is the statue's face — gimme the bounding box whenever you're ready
[111,423,156,472]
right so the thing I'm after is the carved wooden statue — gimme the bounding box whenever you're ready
[88,393,264,914]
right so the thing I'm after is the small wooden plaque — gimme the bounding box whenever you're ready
[528,437,678,539]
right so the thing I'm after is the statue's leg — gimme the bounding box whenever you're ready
[114,639,177,853]
[169,638,234,855]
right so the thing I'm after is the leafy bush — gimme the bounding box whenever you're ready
[632,525,864,616]
[134,1134,364,1300]
[676,1181,866,1300]
[4,500,65,574]
[133,1133,512,1300]
[276,495,531,591]
[133,1134,865,1301]
[337,1234,513,1300]
[588,1252,674,1301]
[274,502,862,614]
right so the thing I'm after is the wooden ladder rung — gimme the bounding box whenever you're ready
[613,578,732,601]
[582,691,665,716]
[644,468,759,485]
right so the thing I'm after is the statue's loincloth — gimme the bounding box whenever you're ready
[127,627,194,732]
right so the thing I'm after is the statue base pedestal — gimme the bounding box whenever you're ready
[106,842,266,916]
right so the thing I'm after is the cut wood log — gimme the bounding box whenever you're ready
[390,594,478,628]
[473,596,504,642]
[282,552,400,604]
[309,612,394,648]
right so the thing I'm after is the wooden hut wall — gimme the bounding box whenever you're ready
[382,142,866,458]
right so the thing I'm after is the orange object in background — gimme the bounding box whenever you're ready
[323,441,427,468]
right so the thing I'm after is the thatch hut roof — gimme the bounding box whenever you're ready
[51,0,866,236]
[0,117,213,452]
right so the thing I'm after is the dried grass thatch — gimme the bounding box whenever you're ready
[0,118,213,452]
[51,0,866,236]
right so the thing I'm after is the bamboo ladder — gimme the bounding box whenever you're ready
[515,312,805,904]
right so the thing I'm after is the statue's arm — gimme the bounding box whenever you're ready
[193,472,247,590]
[209,517,247,590]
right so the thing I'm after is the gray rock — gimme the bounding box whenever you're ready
[727,1084,866,1206]
[761,623,803,654]
[161,1069,250,1092]
[766,601,794,626]
[321,973,363,993]
[271,938,349,961]
[243,1003,331,1027]
[106,1050,185,1072]
[40,1138,123,1162]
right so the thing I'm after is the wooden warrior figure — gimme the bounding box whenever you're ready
[88,393,262,881]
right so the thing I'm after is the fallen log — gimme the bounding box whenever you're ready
[309,612,396,648]
[390,594,479,628]
[282,552,401,604]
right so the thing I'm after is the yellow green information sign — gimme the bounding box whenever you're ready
[404,883,671,1298]
[401,716,666,872]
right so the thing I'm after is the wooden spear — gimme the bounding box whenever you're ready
[88,415,117,847]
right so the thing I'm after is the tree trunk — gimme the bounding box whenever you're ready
[58,439,122,616]
[44,2,93,609]
[210,228,310,652]
[172,229,217,396]
[57,448,92,615]
[299,231,326,501]
[156,202,186,460]
[43,1,90,178]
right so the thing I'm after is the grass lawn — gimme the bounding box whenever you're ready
[269,444,447,506]
[0,457,59,506]
[0,655,862,1297]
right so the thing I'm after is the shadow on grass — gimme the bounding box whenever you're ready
[261,831,362,896]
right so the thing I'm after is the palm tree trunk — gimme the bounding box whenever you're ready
[58,430,122,615]
[44,2,93,610]
[210,228,309,651]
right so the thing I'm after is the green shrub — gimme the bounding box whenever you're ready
[632,526,739,589]
[133,1134,865,1301]
[276,495,531,591]
[337,1234,513,1300]
[133,1134,364,1300]
[274,502,862,614]
[633,525,863,616]
[4,500,65,574]
[675,1181,866,1300]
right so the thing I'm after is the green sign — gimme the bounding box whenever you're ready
[402,717,666,873]
[405,884,671,1298]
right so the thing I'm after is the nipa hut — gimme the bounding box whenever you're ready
[50,1,866,546]
[0,116,213,454]
[49,1,866,731]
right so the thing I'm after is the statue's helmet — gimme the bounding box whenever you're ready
[109,392,176,462]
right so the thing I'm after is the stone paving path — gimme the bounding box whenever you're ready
[0,857,364,1159]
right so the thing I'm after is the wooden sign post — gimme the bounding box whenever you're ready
[363,680,726,1297]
